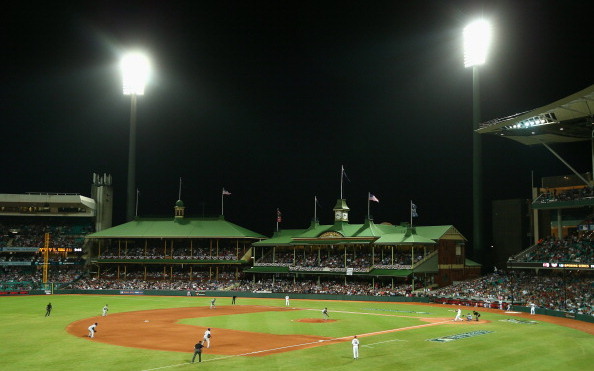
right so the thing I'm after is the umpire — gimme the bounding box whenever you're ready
[192,341,204,363]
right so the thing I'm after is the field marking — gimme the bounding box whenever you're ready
[362,339,406,348]
[304,308,425,319]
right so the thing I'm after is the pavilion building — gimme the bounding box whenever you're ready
[245,199,480,289]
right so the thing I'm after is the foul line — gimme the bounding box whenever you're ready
[363,339,406,348]
[304,308,423,319]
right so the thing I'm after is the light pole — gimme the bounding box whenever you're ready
[121,52,150,221]
[464,20,491,264]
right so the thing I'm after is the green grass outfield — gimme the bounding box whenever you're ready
[0,295,592,371]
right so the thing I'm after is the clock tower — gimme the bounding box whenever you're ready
[333,199,350,222]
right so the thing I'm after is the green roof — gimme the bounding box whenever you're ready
[86,216,266,239]
[465,259,482,267]
[256,221,462,247]
[374,230,436,245]
[253,229,308,246]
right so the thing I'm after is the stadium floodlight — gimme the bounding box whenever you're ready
[464,19,492,265]
[121,52,150,95]
[121,51,151,221]
[463,20,492,68]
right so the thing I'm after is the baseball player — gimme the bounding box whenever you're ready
[88,322,98,338]
[473,310,481,321]
[322,307,329,320]
[530,303,536,315]
[203,328,212,348]
[210,298,216,309]
[285,295,290,306]
[102,304,109,316]
[352,335,360,359]
[45,302,52,317]
[454,308,462,321]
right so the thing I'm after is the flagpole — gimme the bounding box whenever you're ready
[178,177,182,200]
[314,196,317,222]
[340,165,344,199]
[367,192,371,219]
[410,200,413,227]
[221,189,224,216]
[135,188,139,217]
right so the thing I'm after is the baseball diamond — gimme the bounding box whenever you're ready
[2,295,594,371]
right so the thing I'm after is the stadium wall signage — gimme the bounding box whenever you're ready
[119,290,144,295]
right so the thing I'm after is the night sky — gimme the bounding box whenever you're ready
[2,1,592,254]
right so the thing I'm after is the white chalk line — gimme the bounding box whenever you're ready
[304,307,425,319]
[363,339,407,348]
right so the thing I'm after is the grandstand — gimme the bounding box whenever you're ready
[83,199,266,289]
[478,84,594,271]
[0,173,111,292]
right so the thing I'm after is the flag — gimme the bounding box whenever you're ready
[276,208,282,223]
[411,203,419,218]
[222,188,231,196]
[369,194,379,203]
[341,165,351,182]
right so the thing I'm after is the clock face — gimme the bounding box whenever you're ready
[342,212,348,220]
[335,211,342,220]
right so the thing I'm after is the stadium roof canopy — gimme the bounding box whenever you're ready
[86,216,266,239]
[476,84,594,146]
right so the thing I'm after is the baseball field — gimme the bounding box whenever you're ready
[1,295,592,371]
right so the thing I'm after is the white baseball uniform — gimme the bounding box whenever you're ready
[102,305,108,316]
[454,308,462,321]
[530,303,536,315]
[88,323,97,338]
[285,295,290,306]
[352,337,360,359]
[203,329,211,348]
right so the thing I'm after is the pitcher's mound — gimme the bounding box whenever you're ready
[296,318,337,323]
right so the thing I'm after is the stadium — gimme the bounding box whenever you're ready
[1,85,593,370]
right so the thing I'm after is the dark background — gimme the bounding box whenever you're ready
[2,1,592,263]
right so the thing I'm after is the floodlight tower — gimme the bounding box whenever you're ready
[121,52,150,221]
[464,20,491,263]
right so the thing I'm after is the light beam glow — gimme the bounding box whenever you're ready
[121,52,150,95]
[464,20,492,68]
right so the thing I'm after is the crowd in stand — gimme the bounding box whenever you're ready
[99,246,238,261]
[255,248,424,271]
[65,269,238,291]
[0,266,84,290]
[535,186,594,204]
[430,271,593,316]
[514,233,594,263]
[0,220,92,249]
[233,278,412,296]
